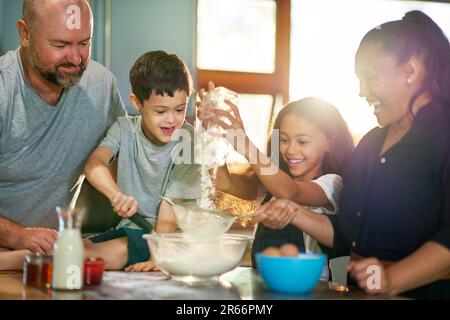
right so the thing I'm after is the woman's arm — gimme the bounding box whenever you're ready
[254,199,335,247]
[349,241,450,295]
[291,205,335,248]
[387,242,450,295]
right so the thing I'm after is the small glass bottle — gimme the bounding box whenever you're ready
[23,253,43,288]
[41,255,53,290]
[84,257,105,285]
[52,207,84,290]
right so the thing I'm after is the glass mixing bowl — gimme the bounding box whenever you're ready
[144,233,252,283]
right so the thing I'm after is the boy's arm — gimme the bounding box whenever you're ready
[84,147,119,201]
[84,147,138,217]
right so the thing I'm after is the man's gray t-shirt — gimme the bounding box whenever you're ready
[99,116,200,230]
[0,49,126,228]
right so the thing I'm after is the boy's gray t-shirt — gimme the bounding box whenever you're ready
[99,116,200,229]
[0,49,126,228]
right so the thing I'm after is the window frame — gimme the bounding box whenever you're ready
[196,0,291,104]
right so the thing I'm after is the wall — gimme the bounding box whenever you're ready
[0,0,105,60]
[0,0,3,54]
[0,0,23,55]
[0,0,197,113]
[0,0,197,232]
[89,0,106,64]
[109,0,197,113]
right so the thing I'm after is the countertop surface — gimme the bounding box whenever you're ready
[0,268,406,300]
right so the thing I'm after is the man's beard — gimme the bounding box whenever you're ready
[29,49,88,88]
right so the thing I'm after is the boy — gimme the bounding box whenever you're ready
[84,51,199,271]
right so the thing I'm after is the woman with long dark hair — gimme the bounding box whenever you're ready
[257,11,450,298]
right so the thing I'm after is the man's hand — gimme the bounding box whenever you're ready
[110,192,139,218]
[14,228,58,254]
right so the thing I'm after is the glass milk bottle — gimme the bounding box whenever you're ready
[52,207,84,290]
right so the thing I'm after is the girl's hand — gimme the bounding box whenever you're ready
[347,258,392,295]
[207,99,246,132]
[209,100,253,157]
[196,81,216,128]
[110,192,139,218]
[253,199,298,229]
[124,259,160,272]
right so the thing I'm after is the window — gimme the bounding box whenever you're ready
[197,0,450,151]
[196,0,291,163]
[290,0,450,142]
[197,0,277,73]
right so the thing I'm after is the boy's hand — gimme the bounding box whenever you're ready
[124,259,160,272]
[110,192,139,218]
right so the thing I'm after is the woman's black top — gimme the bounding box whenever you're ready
[327,99,450,299]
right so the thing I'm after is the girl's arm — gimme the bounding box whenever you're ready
[209,102,330,208]
[197,83,258,201]
[215,165,258,201]
[84,147,138,217]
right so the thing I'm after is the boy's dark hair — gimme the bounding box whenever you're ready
[267,97,354,176]
[130,50,193,103]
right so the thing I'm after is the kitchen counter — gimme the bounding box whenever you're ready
[0,268,406,300]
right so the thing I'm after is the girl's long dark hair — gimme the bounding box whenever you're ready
[358,10,450,112]
[267,97,354,177]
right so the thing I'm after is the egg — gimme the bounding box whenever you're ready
[280,243,299,257]
[262,247,282,257]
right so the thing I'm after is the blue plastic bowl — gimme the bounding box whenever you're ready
[256,253,326,294]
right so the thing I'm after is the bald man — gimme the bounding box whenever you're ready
[0,0,126,255]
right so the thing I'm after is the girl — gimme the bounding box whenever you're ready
[200,92,354,278]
